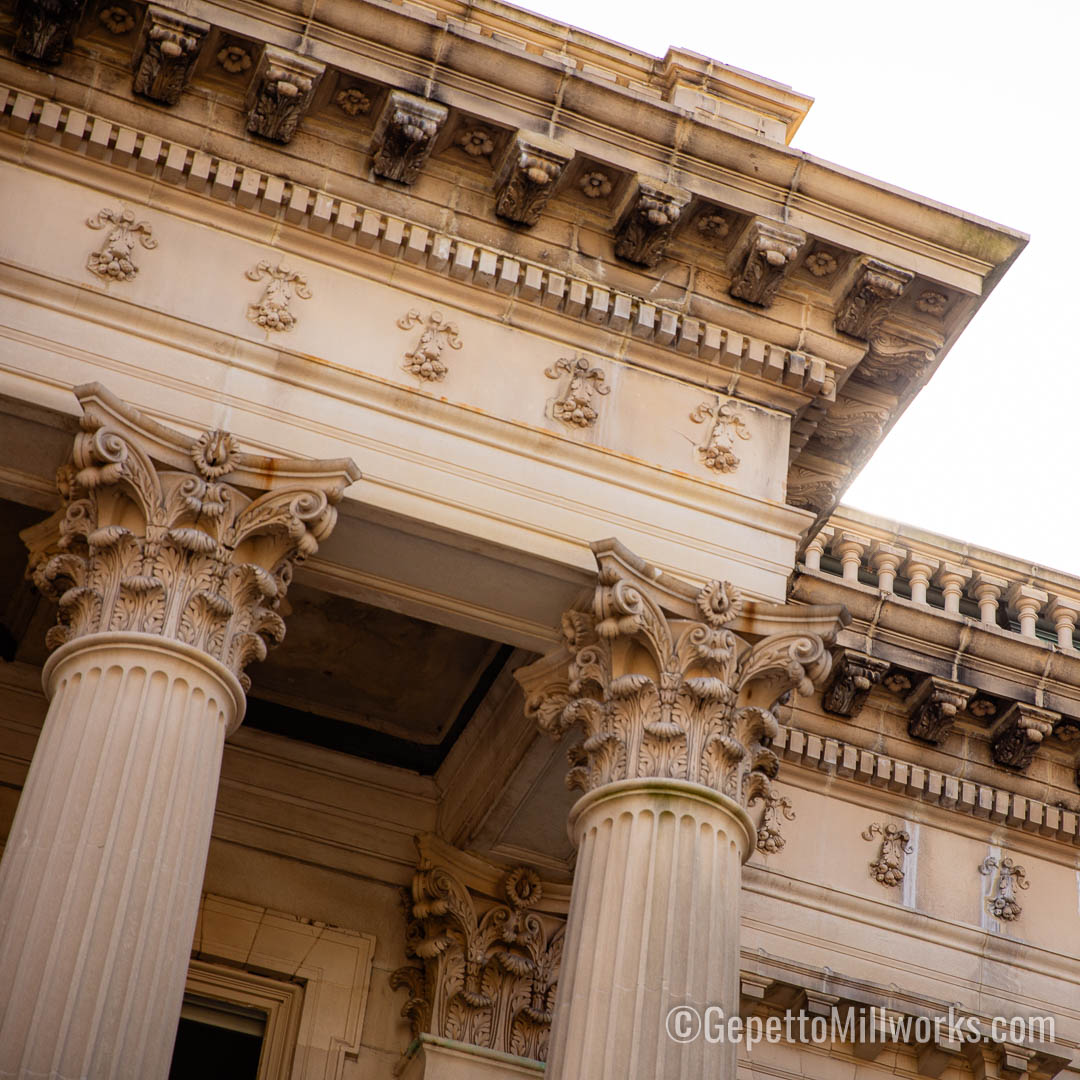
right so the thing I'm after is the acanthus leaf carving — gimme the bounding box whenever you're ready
[86,207,157,282]
[905,676,974,744]
[545,355,610,428]
[245,47,325,144]
[786,464,845,516]
[835,259,914,340]
[821,650,890,718]
[493,136,572,227]
[810,397,892,462]
[862,822,913,887]
[990,703,1058,771]
[131,6,209,106]
[613,180,690,267]
[515,539,843,808]
[980,855,1028,922]
[857,321,943,387]
[728,218,805,308]
[245,261,312,332]
[398,310,462,382]
[14,0,87,63]
[24,383,358,693]
[690,399,751,473]
[391,862,565,1063]
[371,90,448,184]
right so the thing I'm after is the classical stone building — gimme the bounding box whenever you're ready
[0,0,1075,1078]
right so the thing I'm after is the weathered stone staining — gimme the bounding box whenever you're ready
[906,676,975,744]
[246,47,325,144]
[836,258,915,339]
[371,91,448,184]
[132,6,209,106]
[613,179,690,266]
[14,0,87,62]
[991,703,1058,770]
[729,218,806,307]
[493,134,573,226]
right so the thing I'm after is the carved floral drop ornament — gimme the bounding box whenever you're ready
[398,310,462,382]
[86,208,157,282]
[980,855,1028,922]
[690,399,751,473]
[515,539,843,804]
[751,791,795,854]
[862,823,913,887]
[245,261,311,332]
[24,383,359,694]
[391,862,565,1062]
[545,355,610,428]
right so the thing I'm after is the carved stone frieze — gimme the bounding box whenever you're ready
[86,207,157,281]
[990,703,1058,771]
[493,135,572,226]
[613,180,690,267]
[371,90,448,184]
[980,855,1028,922]
[245,47,325,144]
[835,259,914,340]
[545,355,610,428]
[857,321,943,387]
[751,791,795,854]
[391,863,565,1063]
[821,650,889,718]
[23,384,359,691]
[245,261,311,332]
[729,218,805,307]
[515,539,844,805]
[690,399,751,473]
[905,676,975,744]
[398,310,462,381]
[14,0,87,62]
[862,823,912,887]
[131,6,209,106]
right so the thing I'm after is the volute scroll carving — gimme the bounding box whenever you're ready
[14,0,87,63]
[729,218,806,308]
[371,91,448,184]
[835,259,914,340]
[821,649,889,718]
[23,384,360,694]
[132,6,209,106]
[245,47,325,144]
[515,539,847,808]
[493,135,573,226]
[613,180,690,267]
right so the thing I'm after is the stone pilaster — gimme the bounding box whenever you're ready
[515,539,844,1079]
[0,383,358,1079]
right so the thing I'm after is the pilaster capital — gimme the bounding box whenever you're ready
[24,383,359,691]
[515,539,846,809]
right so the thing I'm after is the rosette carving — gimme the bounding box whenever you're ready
[516,539,845,806]
[391,863,565,1062]
[24,384,359,691]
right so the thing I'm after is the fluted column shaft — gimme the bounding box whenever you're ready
[0,633,243,1080]
[546,779,753,1080]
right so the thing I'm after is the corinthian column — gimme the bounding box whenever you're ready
[0,383,358,1080]
[516,541,845,1080]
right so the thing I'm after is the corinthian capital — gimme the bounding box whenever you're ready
[24,383,359,690]
[515,540,847,808]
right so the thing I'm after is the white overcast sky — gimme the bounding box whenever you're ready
[521,0,1080,573]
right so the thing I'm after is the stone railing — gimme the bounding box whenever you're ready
[804,510,1080,650]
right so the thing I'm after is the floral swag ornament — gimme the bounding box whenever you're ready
[515,540,846,808]
[24,384,359,691]
[391,863,565,1063]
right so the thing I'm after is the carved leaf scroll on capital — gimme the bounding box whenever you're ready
[86,208,157,282]
[515,540,844,809]
[24,383,358,693]
[391,863,565,1063]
